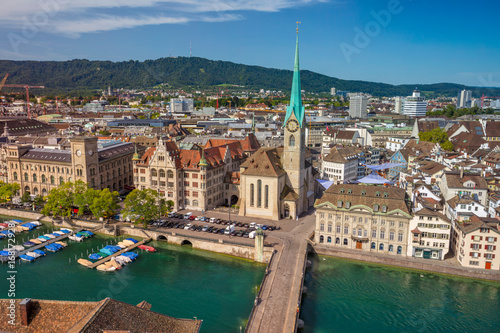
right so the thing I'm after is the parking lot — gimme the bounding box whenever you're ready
[149,213,281,239]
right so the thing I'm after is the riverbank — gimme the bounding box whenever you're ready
[314,245,500,282]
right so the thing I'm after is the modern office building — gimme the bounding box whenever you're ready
[458,90,472,108]
[394,96,403,114]
[348,95,368,118]
[403,90,427,117]
[170,96,194,114]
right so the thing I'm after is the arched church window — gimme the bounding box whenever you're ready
[257,180,262,207]
[289,135,295,147]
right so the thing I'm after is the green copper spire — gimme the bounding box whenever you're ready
[285,25,305,127]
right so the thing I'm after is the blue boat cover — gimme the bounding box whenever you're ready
[59,229,70,234]
[12,219,23,223]
[0,250,10,256]
[23,241,36,247]
[20,255,35,261]
[125,238,138,243]
[89,253,102,260]
[100,248,115,256]
[33,249,45,256]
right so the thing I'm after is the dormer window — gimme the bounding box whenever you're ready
[383,192,388,198]
[361,190,366,196]
[337,200,343,208]
[345,201,351,209]
[340,188,345,194]
[381,205,388,213]
[375,191,381,197]
[347,189,352,194]
[374,204,379,212]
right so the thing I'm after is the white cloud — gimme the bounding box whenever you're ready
[0,0,329,35]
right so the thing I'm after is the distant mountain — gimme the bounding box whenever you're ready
[0,57,498,97]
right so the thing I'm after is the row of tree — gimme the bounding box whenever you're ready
[426,105,496,119]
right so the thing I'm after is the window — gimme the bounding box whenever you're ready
[336,237,340,244]
[373,204,379,212]
[24,173,28,181]
[389,245,394,252]
[265,185,269,208]
[257,180,262,207]
[372,229,377,238]
[470,252,479,258]
[469,261,479,266]
[192,200,198,206]
[397,246,402,254]
[398,233,403,242]
[336,225,341,233]
[319,235,324,243]
[381,205,388,213]
[345,202,351,209]
[361,190,366,196]
[151,169,157,177]
[289,135,295,147]
[320,223,325,231]
[337,200,343,208]
[472,244,480,250]
[485,253,494,260]
[159,169,166,177]
[50,176,55,184]
[343,238,348,245]
[389,232,395,241]
[250,184,254,206]
[371,242,376,249]
[59,177,64,185]
[379,243,384,250]
[375,191,380,197]
[399,222,404,228]
[358,228,362,236]
[380,230,385,239]
[344,226,349,234]
[13,172,17,180]
[327,236,332,243]
[328,224,332,232]
[486,245,495,251]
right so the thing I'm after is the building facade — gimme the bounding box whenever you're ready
[404,90,427,117]
[314,184,412,256]
[348,95,368,119]
[6,137,136,196]
[408,208,452,260]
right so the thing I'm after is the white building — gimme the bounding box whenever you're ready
[404,89,427,117]
[321,146,359,183]
[170,96,194,114]
[330,87,336,96]
[458,89,472,108]
[348,95,368,119]
[394,96,403,114]
[407,208,452,260]
[386,137,410,152]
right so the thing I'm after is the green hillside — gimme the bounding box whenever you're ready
[0,57,498,97]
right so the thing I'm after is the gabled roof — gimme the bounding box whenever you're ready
[418,161,447,175]
[484,122,500,137]
[444,172,488,189]
[240,147,286,177]
[281,184,299,201]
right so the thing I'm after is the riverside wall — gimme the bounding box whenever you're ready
[314,245,500,282]
[0,208,51,222]
[120,227,274,262]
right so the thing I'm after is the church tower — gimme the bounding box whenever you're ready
[283,24,306,214]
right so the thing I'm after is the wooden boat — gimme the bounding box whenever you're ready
[96,264,117,272]
[29,239,42,244]
[121,240,135,246]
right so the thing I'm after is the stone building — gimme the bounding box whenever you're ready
[133,137,248,212]
[314,184,412,256]
[238,34,317,220]
[6,137,137,196]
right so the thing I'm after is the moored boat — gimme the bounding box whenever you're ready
[20,254,36,262]
[77,258,93,267]
[68,235,83,242]
[33,249,45,256]
[44,234,56,239]
[138,245,156,252]
[26,251,41,258]
[89,253,102,260]
[55,241,68,247]
[23,241,36,247]
[29,239,42,244]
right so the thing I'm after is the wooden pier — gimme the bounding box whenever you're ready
[87,238,151,269]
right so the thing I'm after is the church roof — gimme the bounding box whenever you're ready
[240,147,286,177]
[281,184,299,201]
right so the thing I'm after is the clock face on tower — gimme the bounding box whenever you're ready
[286,119,299,133]
[76,149,82,157]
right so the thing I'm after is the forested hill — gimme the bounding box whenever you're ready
[0,57,497,97]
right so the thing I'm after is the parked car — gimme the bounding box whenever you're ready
[212,228,219,234]
[189,215,196,220]
[202,225,209,232]
[210,217,218,223]
[184,223,192,230]
[184,212,193,219]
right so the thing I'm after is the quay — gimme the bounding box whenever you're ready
[87,238,151,269]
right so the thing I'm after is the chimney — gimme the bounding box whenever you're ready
[20,298,32,326]
[460,167,463,179]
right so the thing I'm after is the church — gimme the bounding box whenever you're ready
[238,31,318,220]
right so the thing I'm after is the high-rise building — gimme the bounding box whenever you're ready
[458,90,472,108]
[394,96,403,114]
[330,87,336,96]
[348,94,368,118]
[170,96,194,114]
[403,89,427,117]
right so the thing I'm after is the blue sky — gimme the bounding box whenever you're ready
[1,0,499,87]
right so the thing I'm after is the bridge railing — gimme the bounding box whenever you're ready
[244,249,277,333]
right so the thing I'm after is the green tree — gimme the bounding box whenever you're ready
[440,140,454,151]
[123,189,167,228]
[165,200,174,213]
[42,180,88,218]
[0,182,20,204]
[21,191,31,204]
[33,195,45,207]
[89,188,119,219]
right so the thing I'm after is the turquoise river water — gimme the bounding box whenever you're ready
[300,255,500,333]
[0,217,265,332]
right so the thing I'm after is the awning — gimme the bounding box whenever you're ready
[364,163,405,171]
[355,173,393,185]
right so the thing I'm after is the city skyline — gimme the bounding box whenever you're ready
[0,0,499,87]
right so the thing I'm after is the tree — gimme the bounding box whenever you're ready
[42,180,88,218]
[165,200,174,213]
[123,189,167,228]
[33,195,45,207]
[21,191,31,204]
[0,182,20,204]
[89,188,119,219]
[440,140,454,151]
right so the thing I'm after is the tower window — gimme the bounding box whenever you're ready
[289,135,295,147]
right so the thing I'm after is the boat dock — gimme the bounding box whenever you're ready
[87,238,151,269]
[4,229,81,261]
